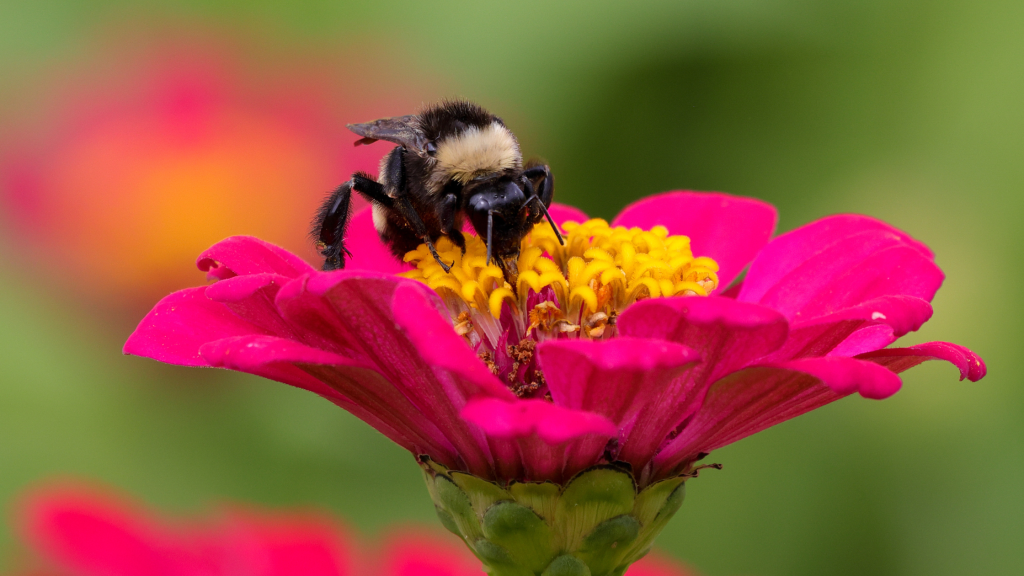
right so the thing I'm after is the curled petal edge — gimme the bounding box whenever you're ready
[857,341,986,382]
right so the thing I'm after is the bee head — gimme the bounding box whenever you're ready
[466,176,534,279]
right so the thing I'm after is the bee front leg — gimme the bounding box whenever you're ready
[394,194,452,272]
[523,164,554,208]
[439,192,467,255]
[521,171,564,246]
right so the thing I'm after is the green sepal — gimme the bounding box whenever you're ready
[541,555,592,576]
[453,471,512,512]
[576,515,640,576]
[509,481,561,522]
[434,474,484,541]
[556,466,636,551]
[483,500,558,572]
[434,505,462,536]
[473,538,535,576]
[620,480,686,565]
[418,458,689,576]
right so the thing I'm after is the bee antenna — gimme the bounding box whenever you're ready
[524,195,565,246]
[486,209,494,266]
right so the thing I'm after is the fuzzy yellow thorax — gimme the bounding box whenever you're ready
[400,218,719,339]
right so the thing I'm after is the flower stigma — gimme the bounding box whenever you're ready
[400,218,719,396]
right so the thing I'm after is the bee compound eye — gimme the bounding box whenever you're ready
[425,141,437,155]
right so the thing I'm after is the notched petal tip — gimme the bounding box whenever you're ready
[196,235,315,280]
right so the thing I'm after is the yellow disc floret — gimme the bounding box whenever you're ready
[400,218,719,340]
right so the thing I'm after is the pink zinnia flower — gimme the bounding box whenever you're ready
[6,482,697,576]
[125,191,984,575]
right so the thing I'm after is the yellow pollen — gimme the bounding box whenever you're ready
[399,218,720,327]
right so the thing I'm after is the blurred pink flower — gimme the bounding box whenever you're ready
[6,482,697,576]
[0,34,400,304]
[124,192,984,486]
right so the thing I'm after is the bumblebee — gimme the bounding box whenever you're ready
[313,99,562,282]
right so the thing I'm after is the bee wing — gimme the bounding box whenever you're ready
[346,115,427,151]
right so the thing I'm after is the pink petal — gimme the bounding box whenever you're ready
[205,273,307,340]
[540,337,699,423]
[199,334,351,368]
[761,295,934,362]
[461,398,616,444]
[215,510,350,576]
[779,356,904,399]
[342,207,412,274]
[379,528,485,576]
[196,235,315,280]
[626,553,699,576]
[461,398,616,482]
[199,334,458,463]
[392,283,528,478]
[761,243,943,322]
[276,271,503,477]
[611,191,778,289]
[391,283,515,401]
[20,485,197,576]
[828,325,897,357]
[654,357,901,474]
[738,215,940,317]
[858,341,987,381]
[796,295,934,336]
[548,202,589,226]
[615,297,789,467]
[618,296,789,384]
[123,287,267,366]
[538,337,700,472]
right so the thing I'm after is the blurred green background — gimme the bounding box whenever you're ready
[0,1,1018,574]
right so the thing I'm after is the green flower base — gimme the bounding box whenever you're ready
[420,458,687,576]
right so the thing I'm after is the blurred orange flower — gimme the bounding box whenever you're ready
[0,33,402,305]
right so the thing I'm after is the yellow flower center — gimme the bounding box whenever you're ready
[400,218,719,340]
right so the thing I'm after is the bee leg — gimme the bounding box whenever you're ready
[384,192,452,273]
[348,172,433,266]
[313,180,354,270]
[439,191,467,255]
[522,176,565,246]
[486,210,494,266]
[523,164,554,208]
